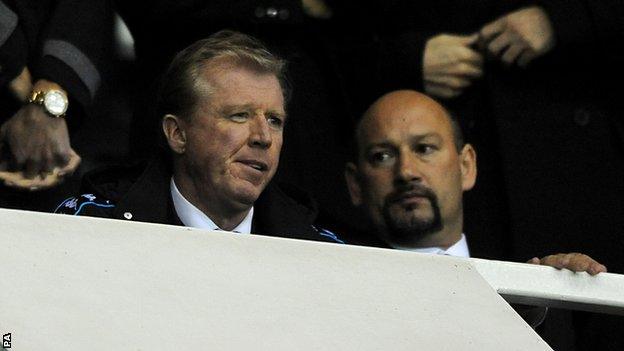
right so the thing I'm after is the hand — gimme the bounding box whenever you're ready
[0,103,79,181]
[480,6,555,67]
[8,67,33,102]
[423,33,483,99]
[0,149,80,191]
[527,253,607,276]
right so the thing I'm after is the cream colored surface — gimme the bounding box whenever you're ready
[472,258,624,315]
[0,209,550,350]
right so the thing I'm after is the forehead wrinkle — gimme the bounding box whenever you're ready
[217,102,286,117]
[199,64,284,108]
[411,132,443,143]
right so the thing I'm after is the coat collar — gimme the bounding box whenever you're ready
[87,155,321,240]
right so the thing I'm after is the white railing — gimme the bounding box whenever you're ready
[472,258,624,316]
[2,208,621,350]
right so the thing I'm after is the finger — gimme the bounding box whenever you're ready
[457,33,480,46]
[23,156,43,179]
[0,170,35,189]
[12,149,27,173]
[53,148,72,175]
[517,50,538,68]
[480,19,505,44]
[566,253,607,275]
[501,44,526,66]
[0,170,21,187]
[0,170,13,183]
[427,75,472,89]
[56,149,71,166]
[589,262,608,275]
[448,62,483,78]
[565,254,593,273]
[539,254,568,270]
[526,257,540,265]
[487,32,514,57]
[27,172,63,191]
[0,170,62,191]
[456,46,484,66]
[57,150,81,177]
[41,147,55,175]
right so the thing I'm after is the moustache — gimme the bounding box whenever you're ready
[386,184,437,204]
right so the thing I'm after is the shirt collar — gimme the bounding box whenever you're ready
[406,234,470,258]
[170,178,254,234]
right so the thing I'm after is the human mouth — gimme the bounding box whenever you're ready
[388,187,435,208]
[395,192,429,206]
[238,159,268,172]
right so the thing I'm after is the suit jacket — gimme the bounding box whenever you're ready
[364,2,624,348]
[55,155,343,244]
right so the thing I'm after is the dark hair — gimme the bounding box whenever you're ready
[446,108,465,152]
[155,30,288,121]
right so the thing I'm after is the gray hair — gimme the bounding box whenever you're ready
[156,30,288,120]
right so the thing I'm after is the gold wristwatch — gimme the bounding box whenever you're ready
[28,89,69,118]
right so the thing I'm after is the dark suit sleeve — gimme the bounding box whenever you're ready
[537,0,624,48]
[33,0,113,115]
[0,0,28,87]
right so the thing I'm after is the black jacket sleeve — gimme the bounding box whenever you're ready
[537,0,624,48]
[0,0,28,87]
[33,0,113,114]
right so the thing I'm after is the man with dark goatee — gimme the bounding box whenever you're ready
[345,90,606,273]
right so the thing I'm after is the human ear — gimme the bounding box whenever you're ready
[162,114,187,154]
[459,144,477,191]
[345,162,363,206]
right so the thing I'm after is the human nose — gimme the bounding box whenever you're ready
[249,114,272,149]
[395,151,422,184]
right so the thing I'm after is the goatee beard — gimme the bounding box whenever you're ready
[381,183,442,247]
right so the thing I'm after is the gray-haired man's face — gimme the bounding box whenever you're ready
[178,61,286,211]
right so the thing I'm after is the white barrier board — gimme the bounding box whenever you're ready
[0,209,550,350]
[472,258,624,315]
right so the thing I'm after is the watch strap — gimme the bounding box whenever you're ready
[27,90,68,118]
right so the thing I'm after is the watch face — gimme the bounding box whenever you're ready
[43,90,68,116]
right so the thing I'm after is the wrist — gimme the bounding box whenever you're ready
[8,67,33,102]
[31,79,67,96]
[27,81,69,118]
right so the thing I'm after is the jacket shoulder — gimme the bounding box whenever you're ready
[255,182,345,244]
[55,160,149,217]
[54,193,115,217]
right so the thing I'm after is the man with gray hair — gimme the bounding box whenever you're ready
[55,30,342,244]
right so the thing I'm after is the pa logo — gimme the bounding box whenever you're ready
[2,333,11,348]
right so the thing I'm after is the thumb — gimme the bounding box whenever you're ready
[458,33,479,46]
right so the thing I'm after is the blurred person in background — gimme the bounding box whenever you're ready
[0,0,112,210]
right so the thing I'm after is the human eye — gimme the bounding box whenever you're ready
[415,143,437,155]
[367,149,395,166]
[267,114,284,129]
[229,112,249,122]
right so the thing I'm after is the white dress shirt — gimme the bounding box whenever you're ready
[170,178,254,234]
[406,234,470,258]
